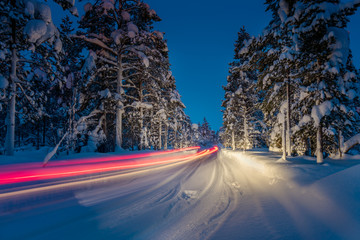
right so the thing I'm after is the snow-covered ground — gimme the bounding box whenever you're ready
[212,150,360,240]
[1,148,360,239]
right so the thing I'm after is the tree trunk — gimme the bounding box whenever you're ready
[5,48,17,156]
[338,130,343,158]
[158,120,162,150]
[244,113,249,150]
[42,117,46,146]
[282,117,287,160]
[174,128,177,149]
[139,84,144,150]
[115,56,123,151]
[316,125,323,164]
[286,80,291,156]
[140,109,145,150]
[164,120,168,150]
[231,129,235,150]
[36,121,40,150]
[67,87,76,154]
[18,126,21,148]
[149,109,153,149]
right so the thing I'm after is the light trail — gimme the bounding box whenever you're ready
[1,146,201,171]
[0,146,218,185]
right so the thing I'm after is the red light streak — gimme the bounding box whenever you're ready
[0,146,218,185]
[0,146,201,171]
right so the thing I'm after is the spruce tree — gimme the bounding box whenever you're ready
[222,27,264,150]
[0,0,75,155]
[76,0,161,151]
[289,0,360,162]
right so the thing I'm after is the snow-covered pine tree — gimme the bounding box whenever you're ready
[222,28,249,150]
[222,76,242,150]
[198,118,216,147]
[76,0,161,151]
[147,31,171,150]
[168,90,186,149]
[234,27,264,151]
[0,0,75,155]
[252,0,302,157]
[289,0,360,163]
[123,28,169,150]
[157,72,188,150]
[221,104,238,150]
[54,15,83,153]
[222,27,264,150]
[179,115,193,148]
[191,123,201,146]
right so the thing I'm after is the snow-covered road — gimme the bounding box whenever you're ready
[1,149,360,239]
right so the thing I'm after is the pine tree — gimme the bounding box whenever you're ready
[289,0,360,162]
[123,29,169,150]
[241,0,360,161]
[54,15,84,153]
[0,0,75,155]
[76,0,161,151]
[222,28,249,150]
[222,27,264,150]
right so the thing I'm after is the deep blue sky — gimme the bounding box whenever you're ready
[52,0,360,131]
[146,1,272,131]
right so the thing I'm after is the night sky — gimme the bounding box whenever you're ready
[146,0,272,131]
[52,0,360,131]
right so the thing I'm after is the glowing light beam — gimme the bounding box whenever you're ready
[0,146,218,185]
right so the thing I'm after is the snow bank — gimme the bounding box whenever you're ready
[305,164,360,239]
[219,149,291,183]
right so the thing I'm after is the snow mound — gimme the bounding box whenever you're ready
[181,190,199,200]
[311,164,360,202]
[231,182,241,190]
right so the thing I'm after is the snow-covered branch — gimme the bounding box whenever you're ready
[342,133,360,153]
[72,35,117,55]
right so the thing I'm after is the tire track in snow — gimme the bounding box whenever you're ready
[74,153,243,240]
[75,157,207,232]
[133,155,242,240]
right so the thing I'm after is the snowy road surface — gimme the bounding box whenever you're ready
[1,149,360,239]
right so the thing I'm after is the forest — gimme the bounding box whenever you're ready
[2,0,360,165]
[222,0,360,163]
[0,0,217,157]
